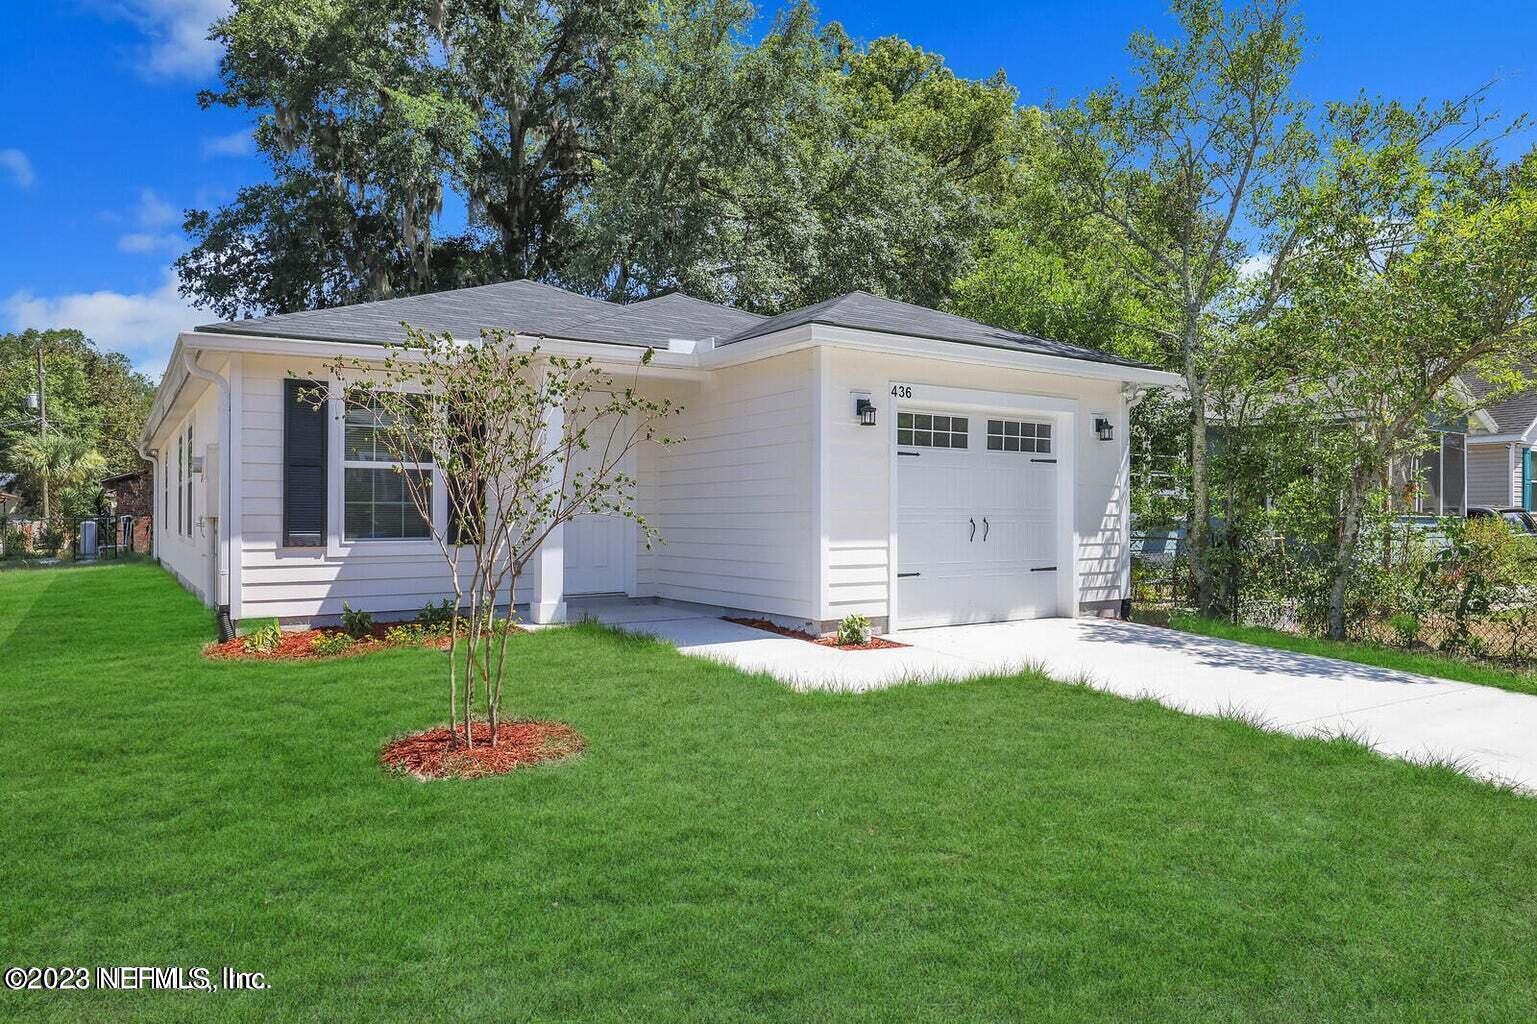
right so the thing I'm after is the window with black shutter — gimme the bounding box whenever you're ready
[283,379,328,547]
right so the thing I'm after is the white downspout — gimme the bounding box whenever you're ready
[181,350,234,634]
[133,439,159,560]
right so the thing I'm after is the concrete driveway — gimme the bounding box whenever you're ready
[568,599,1537,791]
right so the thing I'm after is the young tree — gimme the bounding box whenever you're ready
[317,329,680,747]
[1048,0,1316,614]
[1280,102,1537,639]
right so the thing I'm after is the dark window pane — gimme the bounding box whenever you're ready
[914,414,932,430]
[897,429,913,446]
[898,412,913,429]
[1038,423,1052,439]
[933,432,950,448]
[987,436,1002,450]
[954,434,968,449]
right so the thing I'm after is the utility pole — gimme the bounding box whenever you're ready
[36,345,48,524]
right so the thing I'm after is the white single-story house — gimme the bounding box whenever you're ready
[138,281,1179,634]
[1466,366,1537,512]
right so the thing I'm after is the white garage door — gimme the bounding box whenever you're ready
[896,410,1059,628]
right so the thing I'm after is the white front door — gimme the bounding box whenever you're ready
[564,514,631,595]
[896,410,1060,627]
[562,411,634,596]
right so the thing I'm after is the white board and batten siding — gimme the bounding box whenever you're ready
[635,349,817,621]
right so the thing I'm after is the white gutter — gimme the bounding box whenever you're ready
[178,329,707,376]
[175,322,1182,391]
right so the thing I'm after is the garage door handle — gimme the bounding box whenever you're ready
[1030,566,1057,573]
[982,517,989,541]
[969,517,976,542]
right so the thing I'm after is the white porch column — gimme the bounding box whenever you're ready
[527,391,567,624]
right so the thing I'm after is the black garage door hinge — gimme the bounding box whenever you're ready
[1030,566,1057,573]
[897,572,921,578]
[1031,458,1057,464]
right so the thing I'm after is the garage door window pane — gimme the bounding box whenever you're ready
[988,418,1052,454]
[900,412,967,449]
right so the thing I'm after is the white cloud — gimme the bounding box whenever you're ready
[105,1,231,80]
[3,272,204,379]
[135,187,179,228]
[0,149,35,189]
[1237,254,1274,281]
[201,129,254,158]
[116,188,183,254]
[118,231,182,254]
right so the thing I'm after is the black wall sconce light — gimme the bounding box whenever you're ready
[856,397,878,427]
[1094,415,1114,442]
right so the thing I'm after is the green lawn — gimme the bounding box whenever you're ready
[1154,610,1537,698]
[4,562,1537,1023]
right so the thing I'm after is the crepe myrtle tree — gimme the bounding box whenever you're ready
[308,326,681,747]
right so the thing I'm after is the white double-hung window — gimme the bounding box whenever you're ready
[342,397,434,542]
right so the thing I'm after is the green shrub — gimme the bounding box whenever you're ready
[1387,613,1421,648]
[416,599,456,630]
[2,525,27,558]
[340,602,374,639]
[310,632,355,656]
[242,622,283,654]
[836,613,872,646]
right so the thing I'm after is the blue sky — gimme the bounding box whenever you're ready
[2,1,1534,380]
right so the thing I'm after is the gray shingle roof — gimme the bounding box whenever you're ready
[721,290,1152,369]
[197,279,618,344]
[558,292,765,347]
[196,279,1152,372]
[1467,362,1537,436]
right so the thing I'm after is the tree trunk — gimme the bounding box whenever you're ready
[1184,343,1215,616]
[1326,468,1372,641]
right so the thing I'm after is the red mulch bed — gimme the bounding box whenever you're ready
[203,622,456,661]
[380,720,586,780]
[723,616,908,651]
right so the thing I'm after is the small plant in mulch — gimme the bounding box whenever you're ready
[380,720,586,781]
[723,616,908,651]
[836,613,873,646]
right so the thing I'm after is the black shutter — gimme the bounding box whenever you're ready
[283,379,327,547]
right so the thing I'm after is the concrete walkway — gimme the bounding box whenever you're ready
[568,598,1537,791]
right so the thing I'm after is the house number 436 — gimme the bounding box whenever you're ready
[889,384,914,399]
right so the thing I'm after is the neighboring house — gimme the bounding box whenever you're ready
[137,281,1178,633]
[0,473,21,518]
[1466,365,1537,511]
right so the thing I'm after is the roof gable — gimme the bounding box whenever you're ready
[1465,362,1537,436]
[722,290,1152,369]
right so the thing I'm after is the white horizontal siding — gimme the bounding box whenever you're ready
[235,356,531,622]
[636,349,816,620]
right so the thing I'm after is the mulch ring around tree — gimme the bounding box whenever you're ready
[380,721,587,780]
[723,617,909,651]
